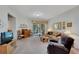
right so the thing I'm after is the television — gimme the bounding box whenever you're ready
[0,32,13,45]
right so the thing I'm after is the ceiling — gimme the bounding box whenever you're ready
[8,5,77,20]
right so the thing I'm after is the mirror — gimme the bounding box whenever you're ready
[53,22,63,30]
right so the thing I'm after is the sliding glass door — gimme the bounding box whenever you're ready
[33,23,45,35]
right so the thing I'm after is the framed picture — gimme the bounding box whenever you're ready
[0,19,2,28]
[62,21,66,29]
[0,19,1,25]
[20,24,27,28]
[53,22,62,30]
[67,22,72,27]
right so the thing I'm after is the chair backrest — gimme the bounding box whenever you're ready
[64,37,74,52]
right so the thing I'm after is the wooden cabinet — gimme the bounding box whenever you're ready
[17,29,31,39]
[0,40,16,54]
[22,29,31,38]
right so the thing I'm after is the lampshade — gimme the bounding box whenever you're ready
[48,28,53,32]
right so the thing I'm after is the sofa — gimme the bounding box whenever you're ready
[47,35,74,54]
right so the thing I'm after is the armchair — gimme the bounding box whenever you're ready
[47,44,69,54]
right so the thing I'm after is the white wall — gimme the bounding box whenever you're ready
[0,6,8,33]
[48,6,79,34]
[16,18,32,30]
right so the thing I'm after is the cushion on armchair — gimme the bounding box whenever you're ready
[47,44,69,54]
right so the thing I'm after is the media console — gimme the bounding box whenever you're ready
[0,40,16,54]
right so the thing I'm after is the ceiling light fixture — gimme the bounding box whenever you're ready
[33,11,43,17]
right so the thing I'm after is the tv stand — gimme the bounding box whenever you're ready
[0,40,16,54]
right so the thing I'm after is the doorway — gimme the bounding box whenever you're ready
[8,14,16,39]
[33,23,46,36]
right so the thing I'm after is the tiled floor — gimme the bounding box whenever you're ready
[13,36,79,54]
[13,36,48,54]
[70,48,79,54]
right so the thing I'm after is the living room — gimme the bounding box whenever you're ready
[0,5,79,54]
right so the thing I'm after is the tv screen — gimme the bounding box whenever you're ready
[5,32,13,39]
[1,32,13,45]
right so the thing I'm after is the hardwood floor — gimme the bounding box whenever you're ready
[13,36,79,54]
